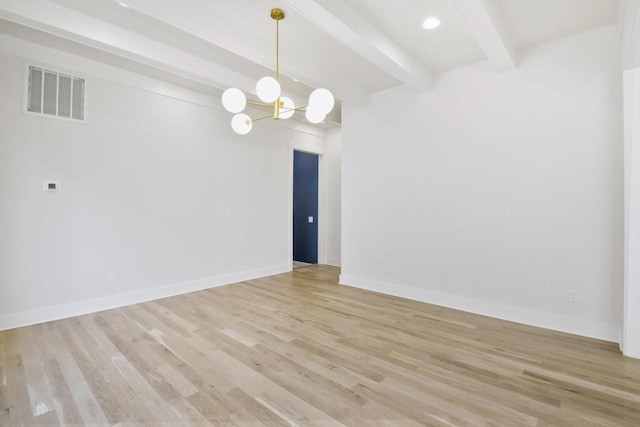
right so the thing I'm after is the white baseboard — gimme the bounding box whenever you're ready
[339,273,619,343]
[0,264,291,331]
[325,257,341,267]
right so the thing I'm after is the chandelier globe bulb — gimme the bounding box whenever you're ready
[256,77,281,103]
[222,88,247,113]
[231,113,253,135]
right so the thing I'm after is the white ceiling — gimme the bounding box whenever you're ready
[0,0,622,112]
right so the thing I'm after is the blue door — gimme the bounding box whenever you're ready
[293,151,319,264]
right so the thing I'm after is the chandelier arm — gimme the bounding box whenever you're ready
[251,113,277,123]
[277,105,311,113]
[246,100,273,107]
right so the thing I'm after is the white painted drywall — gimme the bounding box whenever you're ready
[341,25,623,342]
[621,0,640,71]
[0,39,330,329]
[325,128,342,266]
[623,67,640,357]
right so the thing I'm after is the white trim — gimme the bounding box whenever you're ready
[318,150,328,265]
[623,67,640,359]
[325,257,341,267]
[339,273,619,343]
[0,264,291,332]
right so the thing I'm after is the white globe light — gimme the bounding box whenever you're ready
[231,113,252,135]
[221,88,246,113]
[305,106,325,124]
[256,76,281,103]
[279,97,295,119]
[308,88,334,114]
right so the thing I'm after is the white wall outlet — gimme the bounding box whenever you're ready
[109,273,118,285]
[226,208,239,217]
[568,288,579,303]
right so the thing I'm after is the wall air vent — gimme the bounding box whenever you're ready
[26,65,85,122]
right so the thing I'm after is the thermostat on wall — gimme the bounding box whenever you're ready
[43,181,60,192]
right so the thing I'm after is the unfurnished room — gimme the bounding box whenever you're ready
[1,0,640,425]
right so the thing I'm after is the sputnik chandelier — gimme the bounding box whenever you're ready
[221,8,335,135]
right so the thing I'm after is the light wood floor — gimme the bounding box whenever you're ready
[1,265,640,426]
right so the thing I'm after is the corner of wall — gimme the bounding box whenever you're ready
[339,273,620,344]
[0,264,291,332]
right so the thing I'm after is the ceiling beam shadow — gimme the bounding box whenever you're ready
[95,0,372,107]
[452,0,517,71]
[282,0,433,92]
[0,0,262,94]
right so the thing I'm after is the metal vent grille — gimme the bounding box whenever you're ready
[27,65,85,122]
[28,67,42,113]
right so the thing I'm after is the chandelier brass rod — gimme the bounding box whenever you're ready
[247,101,272,107]
[270,8,285,82]
[275,105,310,113]
[291,105,310,111]
[252,113,277,123]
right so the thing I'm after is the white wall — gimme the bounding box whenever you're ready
[325,128,342,266]
[622,0,640,71]
[341,25,623,342]
[623,68,640,357]
[0,39,329,329]
[622,0,640,359]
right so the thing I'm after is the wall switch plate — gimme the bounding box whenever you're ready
[308,216,314,223]
[568,288,578,303]
[109,273,118,285]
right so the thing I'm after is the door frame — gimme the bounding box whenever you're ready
[288,140,327,268]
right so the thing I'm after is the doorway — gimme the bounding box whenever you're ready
[293,150,319,264]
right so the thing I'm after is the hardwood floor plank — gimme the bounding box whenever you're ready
[1,265,640,425]
[202,348,345,426]
[0,355,7,413]
[352,382,470,427]
[42,323,110,425]
[185,390,235,423]
[93,314,181,402]
[17,325,58,419]
[78,315,183,423]
[56,318,143,425]
[39,357,83,425]
[3,354,35,425]
[225,388,292,427]
[167,396,214,426]
[33,408,60,426]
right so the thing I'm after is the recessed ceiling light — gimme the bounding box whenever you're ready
[422,16,441,30]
